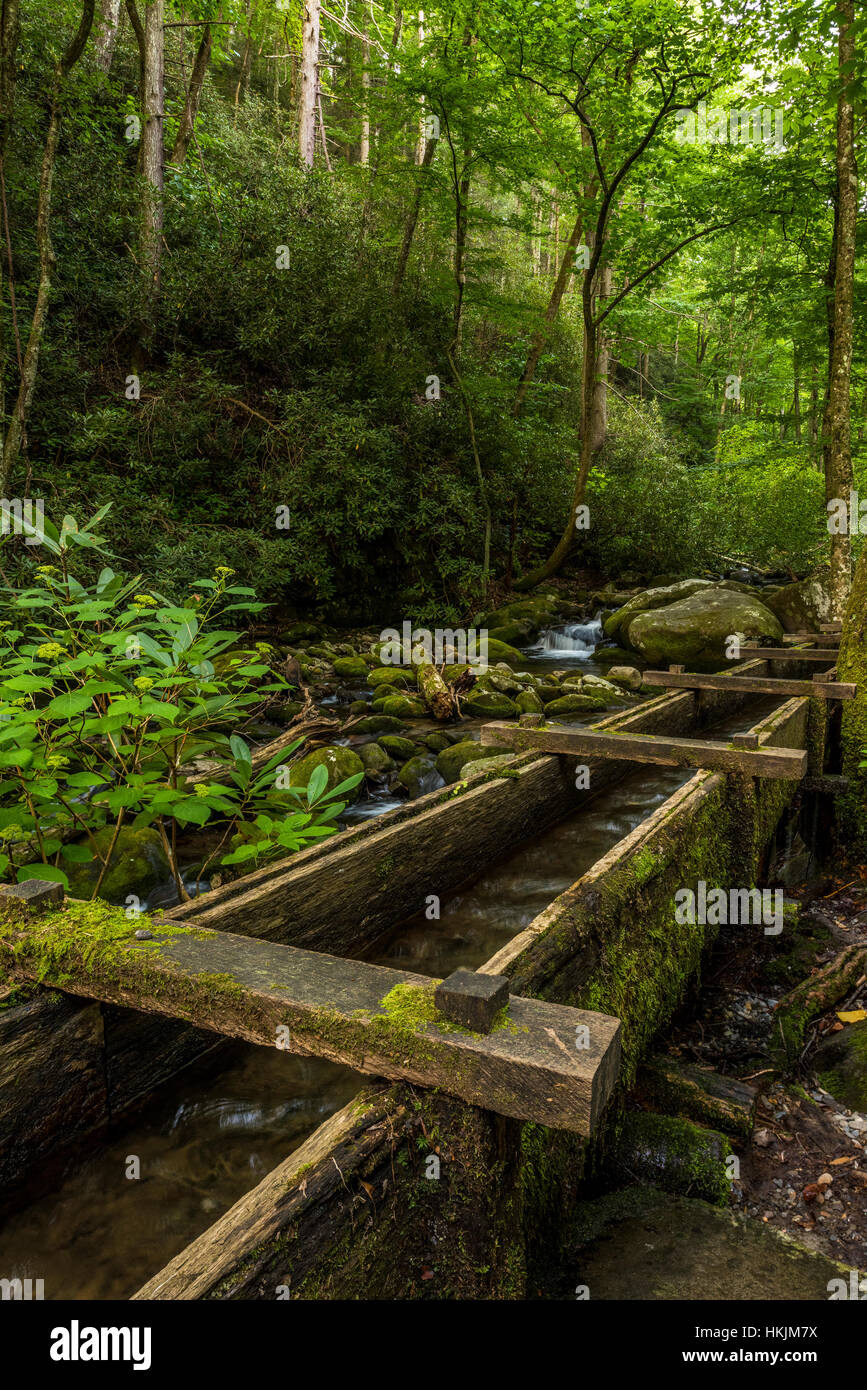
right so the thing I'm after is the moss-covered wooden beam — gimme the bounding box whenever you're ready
[0,897,621,1135]
[479,722,808,779]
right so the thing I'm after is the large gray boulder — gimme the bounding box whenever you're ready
[624,587,784,665]
[603,579,714,642]
[762,576,832,633]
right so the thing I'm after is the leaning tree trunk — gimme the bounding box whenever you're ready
[391,136,436,295]
[823,0,857,621]
[0,0,95,496]
[514,255,609,591]
[511,210,584,417]
[170,21,211,166]
[298,0,321,167]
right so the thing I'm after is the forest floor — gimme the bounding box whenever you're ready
[668,873,867,1270]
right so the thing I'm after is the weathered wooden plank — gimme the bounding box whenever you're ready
[0,906,621,1135]
[741,646,839,663]
[641,669,855,700]
[479,722,808,779]
[783,632,841,647]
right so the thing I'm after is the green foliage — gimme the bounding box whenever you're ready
[0,509,359,901]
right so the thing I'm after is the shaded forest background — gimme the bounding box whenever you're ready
[0,0,864,624]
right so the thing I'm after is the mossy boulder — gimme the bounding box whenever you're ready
[368,667,414,688]
[607,665,643,691]
[545,693,608,715]
[515,689,544,714]
[463,690,519,719]
[603,579,714,642]
[423,732,452,753]
[379,694,426,719]
[814,1019,867,1112]
[280,621,322,642]
[397,755,444,798]
[332,657,370,681]
[624,588,784,665]
[488,620,536,646]
[358,742,394,777]
[352,715,408,734]
[480,637,523,664]
[435,739,490,783]
[536,683,567,704]
[66,826,170,904]
[762,576,832,633]
[378,735,417,761]
[288,745,364,800]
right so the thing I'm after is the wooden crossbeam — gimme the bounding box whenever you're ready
[641,669,855,701]
[741,646,840,664]
[479,722,807,780]
[0,895,621,1135]
[782,632,841,647]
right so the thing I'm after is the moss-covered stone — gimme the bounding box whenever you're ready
[358,742,394,776]
[515,689,544,715]
[378,735,417,761]
[463,690,518,719]
[397,755,442,798]
[351,715,408,734]
[435,739,489,783]
[288,745,364,799]
[544,693,609,715]
[332,657,369,680]
[379,694,427,719]
[66,826,170,904]
[368,666,414,688]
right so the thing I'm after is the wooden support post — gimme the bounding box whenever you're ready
[641,670,854,701]
[479,723,808,779]
[0,896,621,1136]
[783,633,841,648]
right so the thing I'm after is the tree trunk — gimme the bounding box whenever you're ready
[452,165,471,353]
[94,0,120,71]
[138,0,164,354]
[822,0,857,621]
[511,210,583,417]
[360,22,370,166]
[125,0,145,111]
[170,22,211,166]
[0,0,95,496]
[298,0,321,167]
[391,136,436,295]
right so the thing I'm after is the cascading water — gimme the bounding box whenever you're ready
[530,614,603,659]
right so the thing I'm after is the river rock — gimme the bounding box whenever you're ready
[331,657,370,680]
[515,690,544,714]
[288,745,364,800]
[606,666,643,691]
[359,742,394,777]
[368,667,414,688]
[397,755,444,798]
[378,694,427,718]
[378,735,417,761]
[545,693,609,715]
[625,588,784,665]
[463,690,519,719]
[351,715,408,734]
[66,826,170,904]
[435,740,490,783]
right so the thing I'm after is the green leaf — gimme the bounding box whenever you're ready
[305,763,328,802]
[17,863,69,889]
[45,691,94,718]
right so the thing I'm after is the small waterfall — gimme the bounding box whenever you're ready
[532,616,603,658]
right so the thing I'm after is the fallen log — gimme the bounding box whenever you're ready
[771,943,867,1066]
[416,662,454,720]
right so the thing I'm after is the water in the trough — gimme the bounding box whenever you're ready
[0,609,777,1299]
